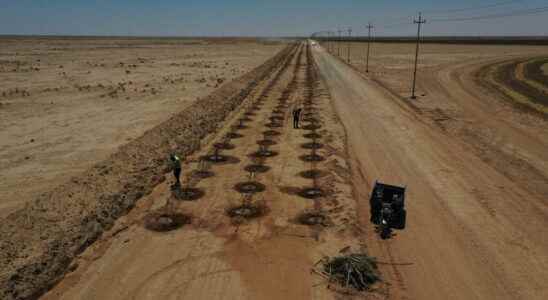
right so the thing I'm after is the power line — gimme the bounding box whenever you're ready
[423,0,524,14]
[430,6,548,22]
[370,14,415,25]
[369,1,532,29]
[379,21,413,29]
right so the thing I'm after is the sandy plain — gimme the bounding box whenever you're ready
[0,37,284,216]
[1,39,548,300]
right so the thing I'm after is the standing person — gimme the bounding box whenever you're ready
[169,153,182,186]
[292,106,302,129]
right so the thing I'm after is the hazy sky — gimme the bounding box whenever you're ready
[1,0,547,36]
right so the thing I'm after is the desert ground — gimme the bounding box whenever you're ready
[0,37,284,217]
[1,39,547,300]
[330,41,548,202]
[316,41,548,299]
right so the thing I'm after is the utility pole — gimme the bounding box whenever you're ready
[326,31,330,52]
[327,31,331,53]
[365,23,374,73]
[326,32,330,52]
[411,12,426,99]
[330,31,334,53]
[337,29,342,57]
[347,28,352,63]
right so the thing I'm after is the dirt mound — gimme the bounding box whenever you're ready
[244,164,271,173]
[296,211,330,226]
[226,201,269,224]
[234,181,266,194]
[0,44,296,300]
[143,211,191,232]
[171,186,205,201]
[299,169,328,179]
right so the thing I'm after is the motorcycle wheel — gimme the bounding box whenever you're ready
[380,226,391,239]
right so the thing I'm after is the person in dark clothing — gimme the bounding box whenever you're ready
[170,154,182,185]
[292,107,302,129]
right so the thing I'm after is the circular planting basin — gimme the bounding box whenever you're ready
[244,164,271,173]
[201,153,229,163]
[303,124,321,130]
[227,203,267,220]
[214,142,235,150]
[303,132,322,139]
[301,142,323,150]
[144,212,191,232]
[299,154,325,162]
[234,124,248,130]
[251,149,279,158]
[257,139,277,146]
[303,117,320,123]
[191,170,215,179]
[299,187,325,199]
[269,116,284,122]
[299,169,328,179]
[225,132,244,139]
[234,181,266,194]
[265,122,282,128]
[173,187,205,201]
[297,212,328,226]
[263,130,281,137]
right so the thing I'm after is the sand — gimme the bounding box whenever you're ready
[2,39,548,299]
[0,37,284,217]
[314,44,548,299]
[41,43,363,300]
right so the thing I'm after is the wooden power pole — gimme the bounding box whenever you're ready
[337,29,342,57]
[328,31,332,53]
[347,27,352,63]
[365,23,374,73]
[411,12,426,99]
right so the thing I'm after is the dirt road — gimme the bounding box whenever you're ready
[43,43,365,300]
[331,42,548,201]
[312,45,548,299]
